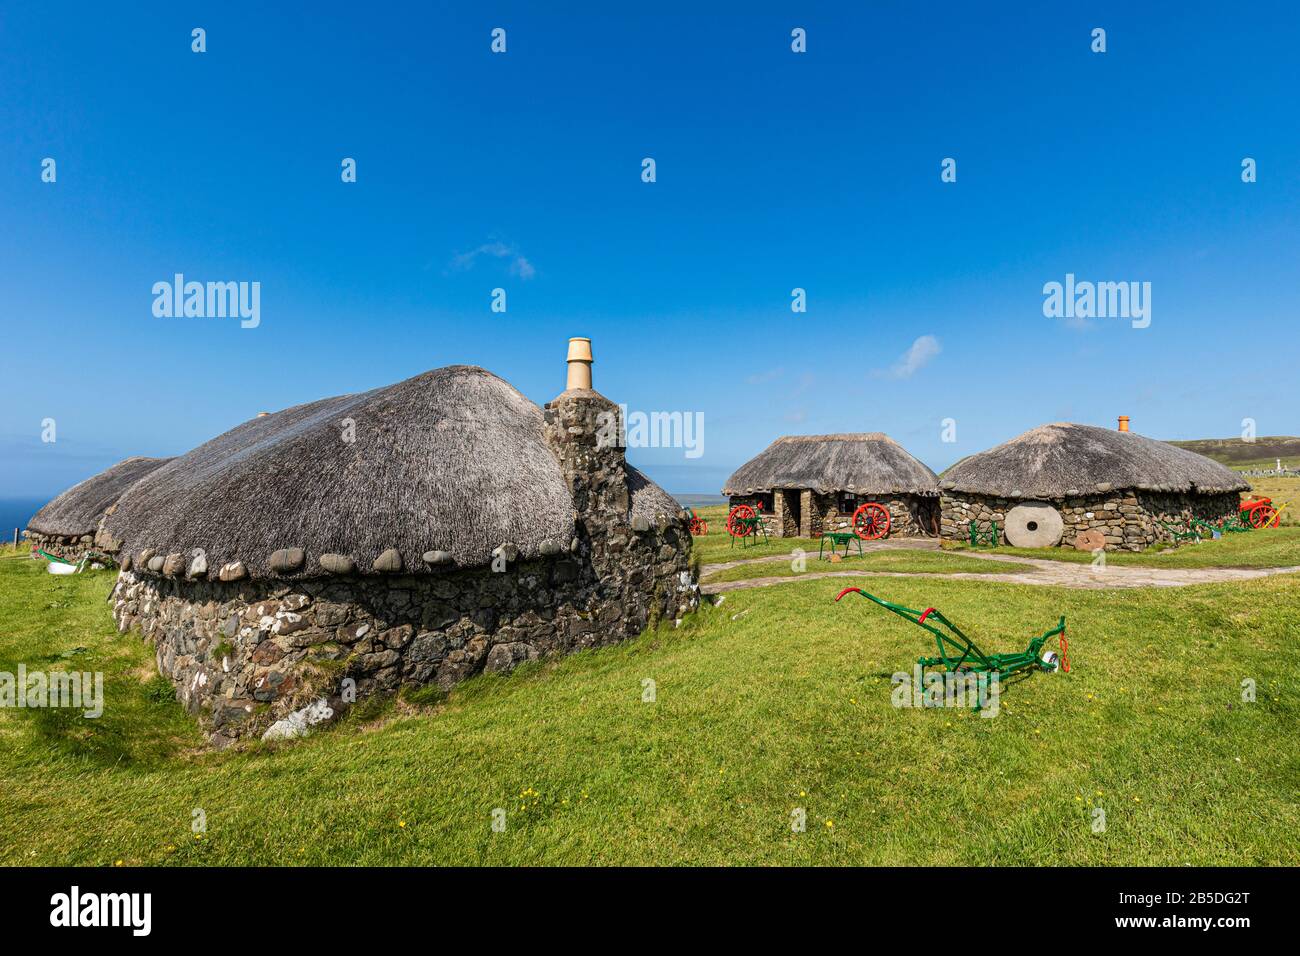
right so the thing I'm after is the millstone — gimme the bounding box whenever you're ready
[1004,502,1064,548]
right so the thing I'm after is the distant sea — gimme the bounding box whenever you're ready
[0,498,45,538]
[0,494,728,537]
[673,493,727,508]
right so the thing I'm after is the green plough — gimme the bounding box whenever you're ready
[835,587,1069,679]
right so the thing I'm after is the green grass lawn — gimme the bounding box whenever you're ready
[687,505,825,565]
[1,544,1296,866]
[946,526,1300,570]
[702,548,1020,585]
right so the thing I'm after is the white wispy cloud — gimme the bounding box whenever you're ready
[447,240,535,280]
[745,367,785,385]
[874,334,941,380]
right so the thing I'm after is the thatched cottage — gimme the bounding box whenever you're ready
[939,420,1249,550]
[25,456,172,561]
[722,433,940,538]
[103,339,698,744]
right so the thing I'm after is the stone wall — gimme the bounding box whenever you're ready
[112,523,693,746]
[729,492,938,538]
[940,490,1242,551]
[23,529,101,561]
[111,386,699,746]
[809,493,939,538]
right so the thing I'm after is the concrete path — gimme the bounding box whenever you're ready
[700,541,1300,594]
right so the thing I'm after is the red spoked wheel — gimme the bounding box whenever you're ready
[1248,505,1277,529]
[851,502,891,540]
[689,517,708,535]
[727,504,755,537]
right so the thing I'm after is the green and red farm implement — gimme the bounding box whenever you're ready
[835,587,1070,683]
[1167,496,1291,541]
[726,503,770,547]
[684,509,708,536]
[1237,495,1288,529]
[726,500,895,546]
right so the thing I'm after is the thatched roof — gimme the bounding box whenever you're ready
[28,456,173,537]
[102,365,681,578]
[938,423,1250,498]
[628,464,680,521]
[722,433,939,497]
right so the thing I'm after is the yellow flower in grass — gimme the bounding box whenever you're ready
[824,820,834,829]
[398,820,406,828]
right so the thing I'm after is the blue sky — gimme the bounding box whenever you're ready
[2,1,1297,501]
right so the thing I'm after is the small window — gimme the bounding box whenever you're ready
[839,493,857,514]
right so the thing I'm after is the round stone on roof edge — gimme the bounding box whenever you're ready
[269,548,306,574]
[319,553,356,575]
[373,549,403,573]
[218,561,248,582]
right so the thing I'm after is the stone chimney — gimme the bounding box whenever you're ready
[542,336,697,633]
[1118,415,1130,433]
[543,337,630,533]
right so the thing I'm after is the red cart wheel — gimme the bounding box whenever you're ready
[689,517,708,535]
[852,502,891,540]
[1248,505,1277,529]
[727,504,755,537]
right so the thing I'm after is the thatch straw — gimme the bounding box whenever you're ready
[104,366,680,578]
[722,433,939,497]
[628,464,680,521]
[28,456,173,536]
[938,423,1250,498]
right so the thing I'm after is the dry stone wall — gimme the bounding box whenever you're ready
[23,530,100,561]
[112,526,693,746]
[940,490,1242,551]
[811,493,938,538]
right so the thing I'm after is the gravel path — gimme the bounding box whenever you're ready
[700,541,1300,594]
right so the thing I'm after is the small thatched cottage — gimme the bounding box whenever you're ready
[722,433,940,538]
[939,420,1249,550]
[25,456,173,561]
[103,339,697,744]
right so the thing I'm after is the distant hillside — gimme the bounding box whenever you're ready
[1168,436,1300,469]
